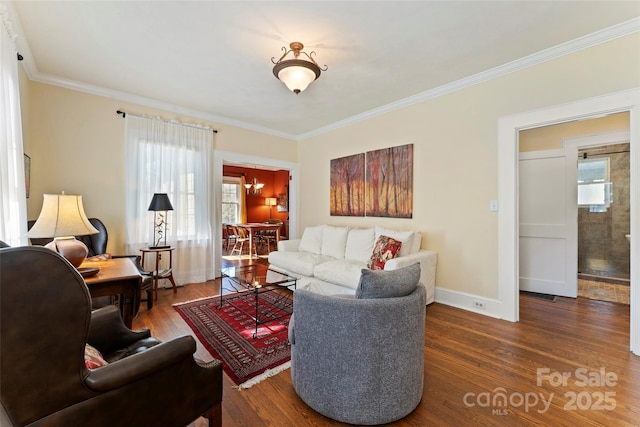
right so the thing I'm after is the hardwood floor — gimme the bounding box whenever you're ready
[133,273,640,426]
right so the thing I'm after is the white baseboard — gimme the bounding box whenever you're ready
[434,287,505,320]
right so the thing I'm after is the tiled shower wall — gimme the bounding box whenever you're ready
[578,143,630,280]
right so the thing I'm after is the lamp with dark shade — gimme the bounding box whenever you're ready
[27,193,99,269]
[148,193,173,249]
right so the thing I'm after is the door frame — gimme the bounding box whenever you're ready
[497,88,639,355]
[213,150,299,274]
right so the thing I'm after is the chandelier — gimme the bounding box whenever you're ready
[272,41,328,94]
[245,171,264,195]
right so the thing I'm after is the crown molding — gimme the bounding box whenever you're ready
[26,72,298,140]
[10,2,639,143]
[298,17,640,140]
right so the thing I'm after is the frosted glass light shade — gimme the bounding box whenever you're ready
[273,59,321,94]
[277,65,316,93]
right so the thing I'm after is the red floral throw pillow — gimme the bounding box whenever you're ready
[368,235,402,270]
[84,344,108,369]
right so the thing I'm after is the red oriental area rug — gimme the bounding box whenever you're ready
[173,291,291,389]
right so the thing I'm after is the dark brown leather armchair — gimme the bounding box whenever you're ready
[0,246,222,427]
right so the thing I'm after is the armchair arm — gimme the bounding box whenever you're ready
[85,335,197,392]
[88,306,151,354]
[277,239,300,251]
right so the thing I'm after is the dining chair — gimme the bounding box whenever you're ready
[229,225,256,257]
[222,223,237,252]
[258,219,282,254]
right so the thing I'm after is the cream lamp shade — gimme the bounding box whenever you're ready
[265,197,277,207]
[28,194,98,238]
[265,197,277,217]
[27,194,99,268]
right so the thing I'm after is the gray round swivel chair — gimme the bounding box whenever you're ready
[289,263,426,425]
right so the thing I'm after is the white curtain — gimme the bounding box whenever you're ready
[0,5,27,246]
[125,115,216,285]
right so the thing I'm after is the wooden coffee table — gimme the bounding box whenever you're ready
[219,264,297,337]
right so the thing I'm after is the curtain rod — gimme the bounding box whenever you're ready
[116,110,218,133]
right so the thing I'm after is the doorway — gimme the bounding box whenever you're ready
[497,88,639,355]
[221,163,291,259]
[213,151,299,274]
[519,121,631,303]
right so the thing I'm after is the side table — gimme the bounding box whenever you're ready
[82,257,141,328]
[140,247,177,300]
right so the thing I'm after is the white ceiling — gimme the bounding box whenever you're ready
[8,1,640,140]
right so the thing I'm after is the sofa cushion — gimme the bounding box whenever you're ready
[374,226,414,257]
[268,250,331,277]
[355,262,421,299]
[410,232,422,254]
[313,259,367,290]
[299,225,325,255]
[321,226,350,259]
[368,235,402,270]
[345,228,375,264]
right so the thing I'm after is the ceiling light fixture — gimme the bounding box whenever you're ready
[245,167,265,195]
[272,41,327,94]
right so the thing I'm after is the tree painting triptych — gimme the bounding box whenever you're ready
[330,144,413,218]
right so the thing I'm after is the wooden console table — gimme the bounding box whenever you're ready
[82,257,141,328]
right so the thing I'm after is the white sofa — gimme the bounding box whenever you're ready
[268,225,437,304]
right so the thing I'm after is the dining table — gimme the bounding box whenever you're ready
[236,223,282,258]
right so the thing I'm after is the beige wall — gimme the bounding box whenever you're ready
[519,111,630,152]
[23,81,297,254]
[21,32,639,299]
[299,33,640,299]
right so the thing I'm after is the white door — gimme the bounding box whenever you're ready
[519,147,578,297]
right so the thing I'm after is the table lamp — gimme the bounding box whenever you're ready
[27,193,99,268]
[265,197,277,218]
[148,193,173,249]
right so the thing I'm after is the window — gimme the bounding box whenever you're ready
[578,157,612,212]
[178,170,196,237]
[139,140,200,239]
[125,114,215,285]
[222,179,241,224]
